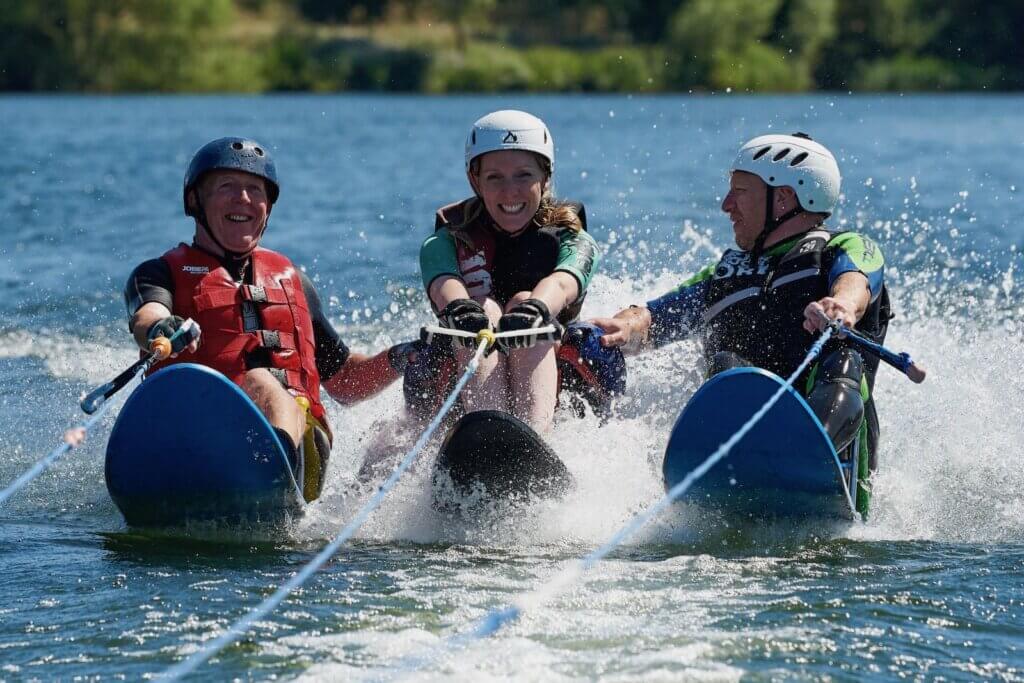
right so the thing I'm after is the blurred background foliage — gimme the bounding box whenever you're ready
[1,0,1019,92]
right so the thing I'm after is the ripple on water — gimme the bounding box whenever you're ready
[2,94,1023,680]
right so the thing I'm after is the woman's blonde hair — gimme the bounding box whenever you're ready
[457,153,583,238]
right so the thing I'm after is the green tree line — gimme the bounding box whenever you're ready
[1,0,1019,92]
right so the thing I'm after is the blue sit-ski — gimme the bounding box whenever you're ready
[105,364,304,527]
[663,367,859,520]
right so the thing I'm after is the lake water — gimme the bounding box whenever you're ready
[1,94,1022,680]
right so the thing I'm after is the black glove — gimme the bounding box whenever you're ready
[438,299,492,348]
[145,315,200,355]
[146,315,185,343]
[497,299,563,351]
[387,339,427,375]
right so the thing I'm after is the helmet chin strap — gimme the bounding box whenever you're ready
[193,193,266,260]
[750,186,804,261]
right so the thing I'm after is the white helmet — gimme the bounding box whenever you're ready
[465,110,554,172]
[732,133,841,214]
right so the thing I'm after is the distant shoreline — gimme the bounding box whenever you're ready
[1,90,1017,97]
[4,3,1018,94]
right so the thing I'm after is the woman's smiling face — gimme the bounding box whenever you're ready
[469,150,548,235]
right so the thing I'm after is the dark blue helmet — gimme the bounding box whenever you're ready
[183,137,280,217]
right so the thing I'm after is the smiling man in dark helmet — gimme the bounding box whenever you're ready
[592,133,891,511]
[123,137,421,500]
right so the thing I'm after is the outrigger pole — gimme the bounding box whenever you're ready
[808,306,926,383]
[825,320,927,384]
[81,319,201,413]
[0,321,199,507]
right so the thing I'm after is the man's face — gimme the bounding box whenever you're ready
[195,170,270,254]
[721,171,767,251]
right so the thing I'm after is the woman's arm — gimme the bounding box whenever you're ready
[524,271,579,318]
[428,274,472,310]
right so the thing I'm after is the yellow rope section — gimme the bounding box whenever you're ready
[475,328,496,348]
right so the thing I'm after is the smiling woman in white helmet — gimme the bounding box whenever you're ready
[591,132,893,506]
[416,110,603,433]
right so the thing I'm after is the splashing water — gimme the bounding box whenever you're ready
[2,94,1023,681]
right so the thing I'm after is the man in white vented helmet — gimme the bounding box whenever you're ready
[591,133,891,503]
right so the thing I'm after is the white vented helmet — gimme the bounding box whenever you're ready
[465,110,554,172]
[732,133,841,214]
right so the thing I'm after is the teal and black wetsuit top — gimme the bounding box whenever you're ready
[647,229,889,387]
[420,198,600,325]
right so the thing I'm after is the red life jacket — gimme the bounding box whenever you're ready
[434,200,499,300]
[148,243,330,436]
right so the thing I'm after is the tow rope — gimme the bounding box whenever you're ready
[159,324,555,681]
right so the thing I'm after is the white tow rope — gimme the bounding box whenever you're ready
[159,325,555,681]
[389,326,835,678]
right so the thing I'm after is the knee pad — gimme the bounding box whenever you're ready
[816,346,864,390]
[807,348,866,453]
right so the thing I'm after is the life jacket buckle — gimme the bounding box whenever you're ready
[243,285,268,303]
[259,329,282,349]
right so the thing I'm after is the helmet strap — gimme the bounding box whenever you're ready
[751,186,804,261]
[192,191,266,259]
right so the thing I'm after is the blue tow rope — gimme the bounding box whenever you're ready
[391,327,835,677]
[0,400,116,508]
[158,334,493,681]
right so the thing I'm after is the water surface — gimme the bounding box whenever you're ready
[1,94,1022,680]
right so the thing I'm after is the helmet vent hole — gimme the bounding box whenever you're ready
[472,132,476,144]
[231,142,243,150]
[769,176,775,182]
[809,199,814,205]
[773,148,791,162]
[254,146,264,156]
[790,152,808,166]
[752,146,771,160]
[798,179,804,185]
